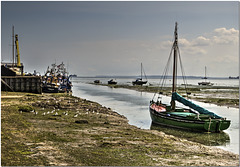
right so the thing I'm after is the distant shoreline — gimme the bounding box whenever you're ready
[74,75,238,80]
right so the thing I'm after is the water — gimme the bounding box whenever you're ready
[76,76,239,87]
[71,77,239,154]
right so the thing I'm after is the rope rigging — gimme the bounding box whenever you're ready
[141,64,148,83]
[152,26,190,102]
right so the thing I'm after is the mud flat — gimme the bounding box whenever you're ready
[1,91,239,166]
[92,83,239,108]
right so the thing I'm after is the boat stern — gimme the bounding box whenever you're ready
[204,119,231,132]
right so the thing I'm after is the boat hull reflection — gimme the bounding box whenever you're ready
[150,122,230,146]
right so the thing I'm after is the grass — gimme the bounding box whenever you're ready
[1,92,174,166]
[1,104,50,166]
[197,97,239,106]
[63,146,154,166]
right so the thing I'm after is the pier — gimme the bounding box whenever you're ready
[1,76,42,94]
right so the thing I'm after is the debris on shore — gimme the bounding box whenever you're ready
[1,92,239,166]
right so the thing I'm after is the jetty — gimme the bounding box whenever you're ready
[1,26,42,94]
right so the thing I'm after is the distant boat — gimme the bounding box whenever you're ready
[149,22,230,132]
[198,66,213,86]
[198,81,213,86]
[229,76,239,79]
[94,80,100,84]
[132,63,148,86]
[71,74,77,77]
[108,79,117,85]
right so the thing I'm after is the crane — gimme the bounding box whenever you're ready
[15,34,21,67]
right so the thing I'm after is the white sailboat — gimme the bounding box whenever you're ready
[198,66,213,86]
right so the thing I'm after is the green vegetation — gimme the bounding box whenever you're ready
[1,103,49,166]
[18,104,34,112]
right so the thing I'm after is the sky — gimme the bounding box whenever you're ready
[1,1,239,77]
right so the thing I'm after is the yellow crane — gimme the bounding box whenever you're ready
[15,34,21,67]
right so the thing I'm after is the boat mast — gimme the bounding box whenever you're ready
[141,62,142,80]
[171,22,178,110]
[205,66,207,81]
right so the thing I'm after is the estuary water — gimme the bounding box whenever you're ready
[71,77,239,154]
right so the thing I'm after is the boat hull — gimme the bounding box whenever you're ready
[42,85,59,93]
[94,80,100,84]
[132,80,147,85]
[198,82,213,86]
[108,80,117,84]
[149,105,230,132]
[42,83,72,93]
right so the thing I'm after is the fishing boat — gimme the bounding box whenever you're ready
[132,63,148,86]
[42,62,72,93]
[198,66,213,86]
[149,22,230,132]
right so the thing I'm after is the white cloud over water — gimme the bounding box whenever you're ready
[154,27,239,77]
[160,27,238,54]
[192,36,211,46]
[212,28,239,45]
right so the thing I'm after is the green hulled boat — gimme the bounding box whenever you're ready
[149,22,230,132]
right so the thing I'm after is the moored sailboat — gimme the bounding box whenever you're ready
[149,22,230,132]
[132,63,148,86]
[198,66,213,86]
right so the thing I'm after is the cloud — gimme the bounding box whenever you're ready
[211,27,238,45]
[212,53,238,64]
[214,27,238,35]
[159,40,172,49]
[192,36,211,46]
[159,27,238,56]
[159,38,207,56]
[180,46,207,55]
[212,28,238,45]
[179,38,191,47]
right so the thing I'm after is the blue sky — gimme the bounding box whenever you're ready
[1,1,239,77]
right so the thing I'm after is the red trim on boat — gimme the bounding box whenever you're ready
[151,103,166,112]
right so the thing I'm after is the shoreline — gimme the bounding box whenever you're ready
[1,91,239,166]
[90,83,239,109]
